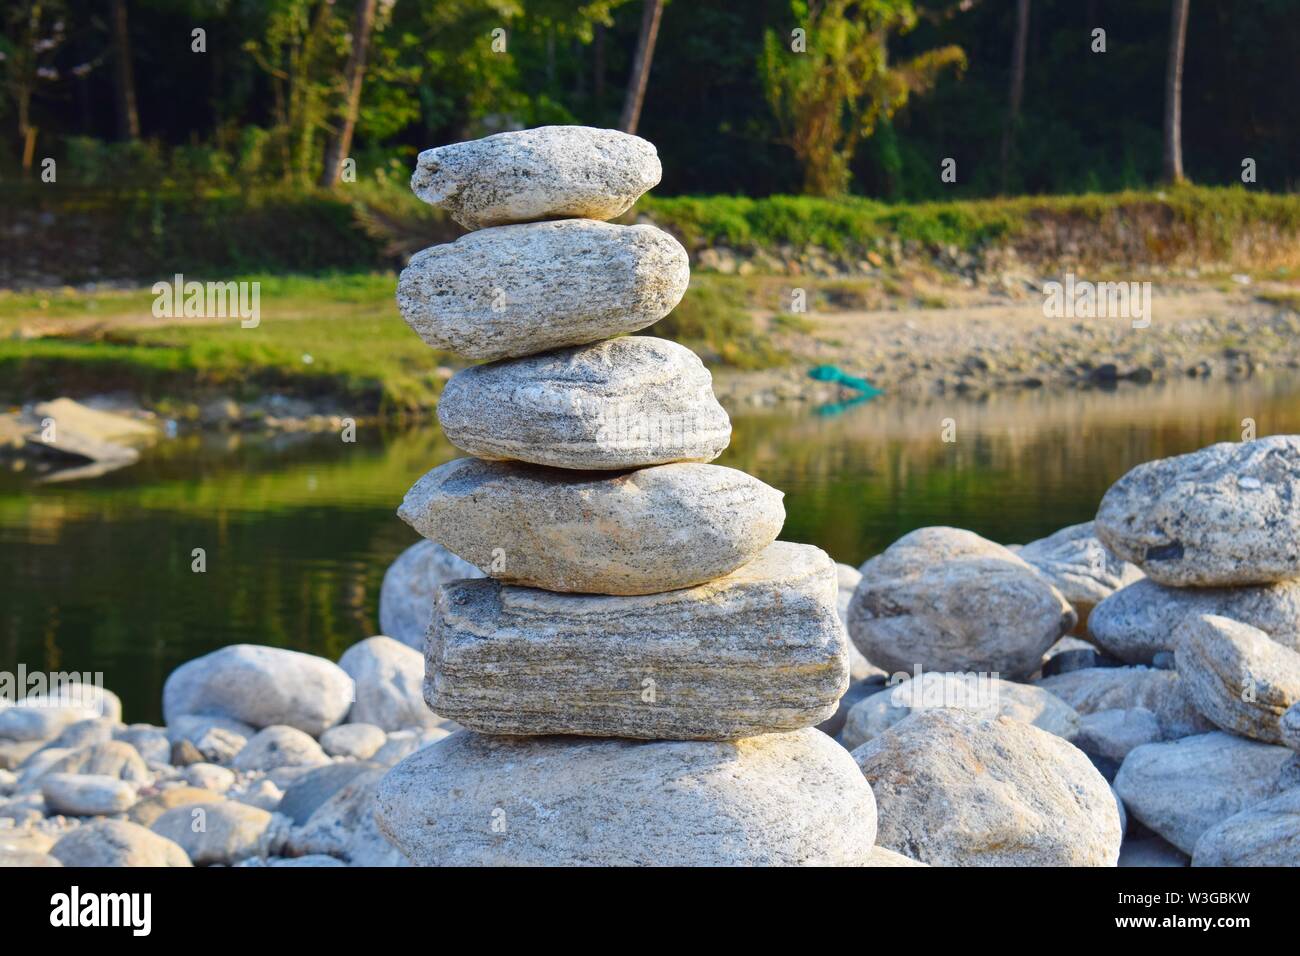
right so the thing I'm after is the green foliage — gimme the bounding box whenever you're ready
[645,278,783,370]
[758,0,965,196]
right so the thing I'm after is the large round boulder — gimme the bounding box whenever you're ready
[847,527,1076,680]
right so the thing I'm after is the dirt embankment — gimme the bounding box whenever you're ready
[711,284,1300,410]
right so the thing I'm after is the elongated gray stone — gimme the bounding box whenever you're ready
[1095,436,1300,587]
[376,729,877,866]
[841,672,1079,750]
[1016,521,1144,631]
[1089,577,1300,664]
[852,709,1121,866]
[411,126,661,230]
[426,542,846,739]
[400,458,784,596]
[437,337,731,470]
[163,644,354,738]
[1175,614,1300,744]
[1114,732,1293,854]
[397,220,689,361]
[847,527,1076,680]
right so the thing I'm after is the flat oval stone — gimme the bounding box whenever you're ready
[1175,614,1300,744]
[376,728,877,866]
[1096,436,1300,587]
[1114,731,1293,854]
[437,337,731,470]
[399,458,784,595]
[397,220,689,361]
[1088,577,1300,664]
[847,527,1076,680]
[425,542,846,739]
[411,126,661,230]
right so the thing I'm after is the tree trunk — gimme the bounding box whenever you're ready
[594,23,606,106]
[320,0,379,188]
[1162,0,1190,184]
[999,0,1030,194]
[110,0,140,140]
[618,0,664,135]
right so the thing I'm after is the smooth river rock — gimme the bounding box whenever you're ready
[51,819,191,867]
[397,220,689,361]
[1037,666,1214,740]
[847,527,1076,680]
[840,672,1080,750]
[377,728,877,866]
[1088,577,1300,664]
[41,773,136,816]
[378,540,483,650]
[1175,614,1300,744]
[1191,787,1300,866]
[163,644,354,737]
[1016,521,1144,631]
[1095,436,1300,587]
[852,709,1121,866]
[1113,732,1294,854]
[437,337,731,470]
[339,636,453,732]
[426,542,846,739]
[411,126,661,230]
[151,800,289,865]
[400,458,784,596]
[0,684,122,742]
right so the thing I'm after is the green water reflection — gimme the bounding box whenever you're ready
[4,375,1298,722]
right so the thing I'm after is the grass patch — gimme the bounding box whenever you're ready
[644,277,784,370]
[0,274,452,413]
[637,186,1300,270]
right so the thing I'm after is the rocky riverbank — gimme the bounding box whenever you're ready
[5,436,1300,866]
[1,432,1298,866]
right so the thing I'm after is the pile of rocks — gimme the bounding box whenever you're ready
[1090,437,1300,864]
[373,126,885,865]
[836,435,1300,866]
[0,640,454,867]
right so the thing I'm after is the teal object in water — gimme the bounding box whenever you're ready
[808,364,883,396]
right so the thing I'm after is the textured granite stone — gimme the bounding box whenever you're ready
[400,458,784,596]
[847,527,1076,680]
[1096,436,1300,586]
[1175,614,1300,743]
[437,336,731,470]
[410,126,661,229]
[425,541,846,739]
[397,220,689,361]
[852,709,1121,866]
[376,728,877,866]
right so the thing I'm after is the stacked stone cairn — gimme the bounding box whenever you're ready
[374,126,880,866]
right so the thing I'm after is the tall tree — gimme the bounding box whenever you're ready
[110,0,140,140]
[760,0,965,196]
[618,0,663,134]
[998,0,1030,194]
[320,0,379,187]
[1162,0,1190,183]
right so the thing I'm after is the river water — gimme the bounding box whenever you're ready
[4,375,1299,722]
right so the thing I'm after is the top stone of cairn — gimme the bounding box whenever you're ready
[411,125,662,230]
